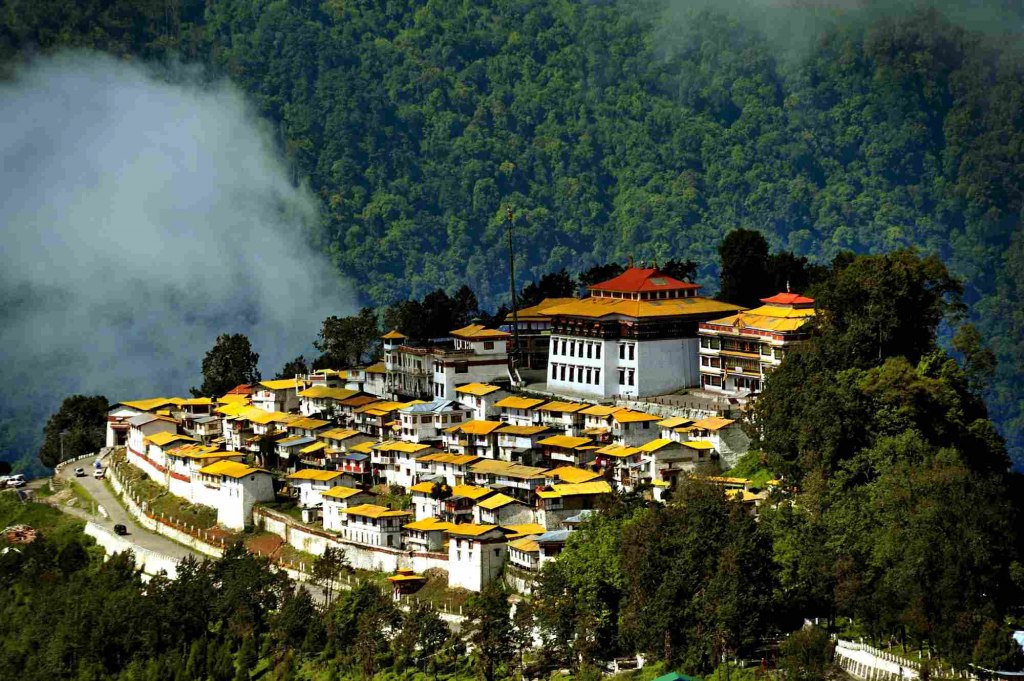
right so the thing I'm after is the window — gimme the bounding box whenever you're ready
[561,340,567,355]
[594,369,601,384]
[560,365,566,381]
[628,370,635,386]
[568,366,575,382]
[587,343,593,359]
[642,421,650,429]
[551,363,557,379]
[454,361,468,374]
[619,344,625,360]
[586,368,592,384]
[760,343,771,356]
[618,369,626,385]
[484,341,494,350]
[595,344,601,359]
[628,344,635,361]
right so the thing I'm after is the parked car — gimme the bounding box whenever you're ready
[6,475,25,488]
[74,467,85,477]
[94,467,105,479]
[113,524,128,536]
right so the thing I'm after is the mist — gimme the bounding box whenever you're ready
[0,52,356,466]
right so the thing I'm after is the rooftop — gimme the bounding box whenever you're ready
[589,267,701,294]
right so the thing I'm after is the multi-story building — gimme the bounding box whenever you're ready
[397,399,470,443]
[543,267,742,399]
[382,326,512,402]
[252,379,304,413]
[504,297,578,370]
[697,291,816,396]
[454,383,510,420]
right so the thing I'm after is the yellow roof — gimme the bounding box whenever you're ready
[449,420,504,436]
[417,452,480,466]
[612,410,661,423]
[637,438,676,452]
[507,536,540,552]
[446,523,501,537]
[703,476,750,485]
[381,329,407,340]
[272,413,301,425]
[455,383,502,397]
[218,394,250,405]
[355,400,404,414]
[299,441,328,455]
[682,440,715,451]
[364,361,387,374]
[506,297,579,322]
[166,445,236,460]
[451,484,493,500]
[691,417,736,431]
[450,324,509,340]
[322,486,368,500]
[259,379,300,391]
[543,296,743,320]
[144,432,196,447]
[287,468,344,481]
[704,304,815,333]
[387,572,427,582]
[580,404,626,417]
[374,440,433,454]
[180,397,213,406]
[216,402,249,416]
[298,386,358,400]
[536,481,613,499]
[537,401,589,413]
[726,489,762,503]
[476,493,520,510]
[547,466,603,484]
[119,397,178,412]
[199,460,265,479]
[349,441,377,454]
[469,459,549,479]
[494,396,545,409]
[497,425,550,436]
[538,435,593,449]
[409,481,440,494]
[404,517,455,531]
[246,409,285,425]
[656,416,694,428]
[595,444,642,458]
[343,504,412,519]
[503,523,547,538]
[319,428,362,441]
[288,417,330,430]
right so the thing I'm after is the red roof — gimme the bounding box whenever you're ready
[759,292,814,306]
[589,268,699,293]
[226,384,254,395]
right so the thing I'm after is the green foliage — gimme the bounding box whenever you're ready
[779,627,835,681]
[37,394,108,468]
[192,334,261,398]
[275,356,310,380]
[314,307,380,369]
[464,581,514,681]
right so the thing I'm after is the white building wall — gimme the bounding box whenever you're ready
[218,474,273,530]
[447,536,507,592]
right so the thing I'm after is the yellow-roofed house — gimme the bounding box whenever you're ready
[542,266,744,399]
[403,516,454,552]
[340,504,412,548]
[535,400,590,435]
[698,291,815,397]
[252,378,304,413]
[537,434,600,467]
[126,413,182,482]
[397,398,472,444]
[493,395,546,427]
[495,424,554,466]
[473,492,532,526]
[454,382,510,421]
[286,468,347,508]
[321,486,378,532]
[194,460,274,530]
[535,481,613,529]
[446,523,514,591]
[468,459,550,502]
[442,419,505,458]
[371,440,438,488]
[297,385,360,418]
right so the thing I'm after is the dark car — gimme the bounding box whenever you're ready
[113,524,128,536]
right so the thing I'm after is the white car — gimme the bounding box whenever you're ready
[6,475,25,488]
[94,467,105,479]
[74,468,86,477]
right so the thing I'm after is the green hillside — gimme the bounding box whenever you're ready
[1,0,1022,463]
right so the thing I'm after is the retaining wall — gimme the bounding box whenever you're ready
[84,521,180,579]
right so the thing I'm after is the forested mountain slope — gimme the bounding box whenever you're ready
[1,0,1022,463]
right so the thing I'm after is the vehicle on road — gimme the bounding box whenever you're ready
[113,524,128,536]
[6,475,25,488]
[74,468,85,477]
[94,467,105,479]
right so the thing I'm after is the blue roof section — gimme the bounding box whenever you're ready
[280,436,315,447]
[344,453,369,461]
[564,510,595,524]
[535,529,571,543]
[402,398,461,414]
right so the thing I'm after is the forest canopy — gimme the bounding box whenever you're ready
[0,0,1022,465]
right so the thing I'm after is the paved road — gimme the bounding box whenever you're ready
[54,454,198,562]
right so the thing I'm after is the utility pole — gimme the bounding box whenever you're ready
[506,205,522,383]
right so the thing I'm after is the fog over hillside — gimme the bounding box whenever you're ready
[0,52,355,468]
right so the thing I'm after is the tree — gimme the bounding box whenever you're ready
[578,264,625,290]
[276,356,309,379]
[779,627,835,681]
[660,259,699,283]
[953,324,996,395]
[192,334,261,398]
[718,229,770,307]
[465,581,514,681]
[311,546,350,606]
[37,394,108,468]
[391,600,451,671]
[519,269,576,307]
[314,308,380,368]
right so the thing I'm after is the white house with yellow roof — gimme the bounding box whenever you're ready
[165,444,243,499]
[107,398,181,448]
[320,486,377,532]
[433,325,512,400]
[473,493,533,526]
[195,460,274,530]
[403,517,454,552]
[446,523,512,591]
[297,386,359,417]
[442,420,503,458]
[454,383,510,421]
[656,415,749,469]
[698,291,815,396]
[341,504,411,548]
[495,424,553,464]
[494,396,546,427]
[397,398,470,443]
[537,434,599,467]
[542,267,743,399]
[286,468,348,508]
[468,460,550,502]
[252,378,303,413]
[371,440,437,488]
[535,401,590,435]
[609,409,662,446]
[535,481,613,530]
[414,452,481,487]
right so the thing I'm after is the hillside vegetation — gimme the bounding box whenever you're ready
[1,0,1022,462]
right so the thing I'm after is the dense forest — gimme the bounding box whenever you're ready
[0,0,1022,465]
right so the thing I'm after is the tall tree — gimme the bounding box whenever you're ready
[519,269,576,308]
[314,308,380,368]
[275,355,309,379]
[37,394,108,468]
[465,581,514,681]
[717,229,770,307]
[192,334,261,398]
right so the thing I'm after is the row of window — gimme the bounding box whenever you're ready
[552,338,603,359]
[551,363,601,385]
